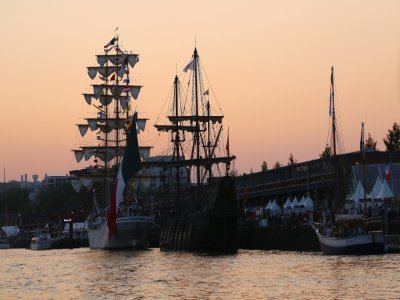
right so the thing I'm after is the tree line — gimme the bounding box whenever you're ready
[261,122,400,171]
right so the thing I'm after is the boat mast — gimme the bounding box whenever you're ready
[3,166,7,226]
[115,36,120,167]
[173,75,180,199]
[360,122,367,216]
[330,66,338,210]
[207,100,212,181]
[193,48,201,186]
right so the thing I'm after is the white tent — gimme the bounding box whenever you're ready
[353,180,366,206]
[303,196,314,211]
[283,197,292,209]
[269,199,281,215]
[377,179,394,199]
[368,177,383,200]
[299,196,306,206]
[291,196,299,209]
[265,200,272,210]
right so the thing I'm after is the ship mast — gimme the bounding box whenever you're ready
[193,48,201,186]
[330,66,338,210]
[173,75,181,199]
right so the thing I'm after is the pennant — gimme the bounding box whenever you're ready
[104,36,118,49]
[183,59,194,72]
[203,89,209,96]
[110,73,116,81]
[107,112,142,240]
[385,162,391,183]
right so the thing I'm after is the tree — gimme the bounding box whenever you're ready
[383,122,400,152]
[365,133,377,151]
[320,144,332,159]
[273,161,282,169]
[287,153,297,166]
[261,161,268,171]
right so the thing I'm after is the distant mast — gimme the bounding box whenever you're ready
[330,66,337,159]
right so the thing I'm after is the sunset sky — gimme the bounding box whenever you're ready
[0,0,399,181]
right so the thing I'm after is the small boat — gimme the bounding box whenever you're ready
[30,233,54,250]
[314,214,384,255]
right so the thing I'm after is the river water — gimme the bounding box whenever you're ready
[1,248,399,299]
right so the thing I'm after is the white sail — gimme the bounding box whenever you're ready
[83,148,95,160]
[128,55,138,68]
[88,119,98,131]
[130,86,141,100]
[119,96,129,110]
[80,177,93,189]
[93,85,104,97]
[96,56,108,67]
[139,147,151,159]
[78,124,89,137]
[83,94,93,105]
[87,68,97,80]
[70,179,82,192]
[73,150,84,163]
[137,119,146,131]
[99,94,114,106]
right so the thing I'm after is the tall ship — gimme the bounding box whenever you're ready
[70,34,154,249]
[313,67,384,255]
[142,47,240,252]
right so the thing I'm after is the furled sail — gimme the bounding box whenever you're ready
[77,124,89,137]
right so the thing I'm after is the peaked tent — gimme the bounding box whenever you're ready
[303,196,314,211]
[265,200,272,210]
[283,197,292,209]
[368,177,383,199]
[377,179,394,199]
[291,197,299,209]
[299,196,306,206]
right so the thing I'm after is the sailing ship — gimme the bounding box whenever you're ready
[313,67,384,255]
[142,47,240,252]
[70,34,154,249]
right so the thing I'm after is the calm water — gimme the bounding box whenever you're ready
[1,248,399,299]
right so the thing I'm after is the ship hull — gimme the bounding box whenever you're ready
[158,176,240,252]
[87,216,154,250]
[316,229,384,255]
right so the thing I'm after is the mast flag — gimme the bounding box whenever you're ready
[104,36,118,49]
[107,112,142,240]
[203,89,209,96]
[329,67,334,116]
[385,153,392,184]
[183,59,194,72]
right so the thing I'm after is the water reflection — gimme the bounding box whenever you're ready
[1,249,399,299]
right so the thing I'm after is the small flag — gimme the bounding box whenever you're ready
[110,73,116,81]
[385,162,391,183]
[203,89,209,96]
[183,59,194,72]
[124,85,130,92]
[104,36,118,49]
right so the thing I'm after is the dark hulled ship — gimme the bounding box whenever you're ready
[142,48,241,252]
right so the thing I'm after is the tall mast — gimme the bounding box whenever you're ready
[193,48,201,186]
[173,75,180,198]
[207,100,212,181]
[331,66,337,158]
[115,36,120,167]
[330,66,338,209]
[3,166,7,226]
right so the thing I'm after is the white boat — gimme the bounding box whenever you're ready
[86,205,154,249]
[70,34,154,250]
[30,233,54,250]
[314,215,384,255]
[0,237,11,249]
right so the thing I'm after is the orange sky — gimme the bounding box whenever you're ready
[0,0,399,181]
